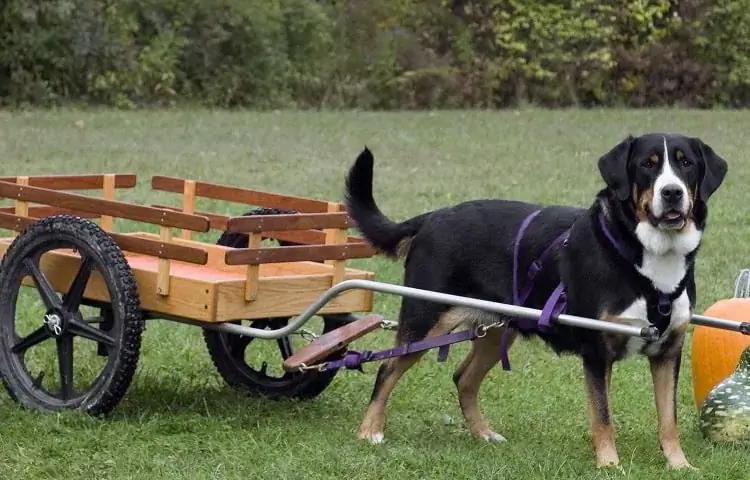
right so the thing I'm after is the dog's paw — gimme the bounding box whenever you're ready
[668,459,696,471]
[665,451,695,470]
[482,431,507,444]
[595,451,620,469]
[357,430,385,445]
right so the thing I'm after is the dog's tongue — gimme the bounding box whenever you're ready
[665,211,682,220]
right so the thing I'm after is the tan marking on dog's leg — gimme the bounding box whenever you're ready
[650,353,693,470]
[357,307,468,444]
[584,361,619,468]
[455,326,514,443]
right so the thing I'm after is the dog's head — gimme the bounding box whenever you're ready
[597,133,728,231]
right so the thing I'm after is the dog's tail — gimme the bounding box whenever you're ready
[345,147,430,259]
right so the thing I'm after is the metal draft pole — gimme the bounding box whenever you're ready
[197,279,662,340]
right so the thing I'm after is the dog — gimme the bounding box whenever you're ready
[342,133,728,470]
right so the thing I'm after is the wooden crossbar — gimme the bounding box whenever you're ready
[225,243,376,265]
[0,181,210,232]
[0,205,99,219]
[151,205,368,245]
[226,212,355,233]
[0,174,136,190]
[151,175,331,213]
[0,212,208,265]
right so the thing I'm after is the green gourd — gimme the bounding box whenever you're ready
[699,345,750,444]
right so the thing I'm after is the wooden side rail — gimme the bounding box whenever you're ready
[0,212,208,265]
[0,205,99,219]
[151,204,367,245]
[151,175,332,213]
[0,181,211,232]
[225,243,376,266]
[0,174,136,190]
[226,212,355,233]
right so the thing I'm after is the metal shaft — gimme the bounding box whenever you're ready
[202,279,660,341]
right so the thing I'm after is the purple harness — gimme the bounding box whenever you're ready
[498,209,571,370]
[319,209,668,374]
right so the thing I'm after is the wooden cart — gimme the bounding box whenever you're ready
[0,173,379,414]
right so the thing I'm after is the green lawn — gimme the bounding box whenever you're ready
[0,108,749,479]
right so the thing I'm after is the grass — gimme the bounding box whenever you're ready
[0,108,749,479]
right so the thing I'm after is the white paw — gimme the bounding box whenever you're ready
[482,431,507,443]
[366,432,385,444]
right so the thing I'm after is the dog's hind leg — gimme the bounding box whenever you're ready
[453,316,517,443]
[357,306,468,444]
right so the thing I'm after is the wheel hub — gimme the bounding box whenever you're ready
[43,311,66,337]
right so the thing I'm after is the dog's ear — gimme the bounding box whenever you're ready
[598,135,634,201]
[690,137,728,202]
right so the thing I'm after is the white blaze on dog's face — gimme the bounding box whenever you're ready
[651,137,690,229]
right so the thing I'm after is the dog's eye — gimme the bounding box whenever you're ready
[681,158,694,168]
[641,159,654,168]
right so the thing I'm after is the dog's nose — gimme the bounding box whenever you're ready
[661,185,684,201]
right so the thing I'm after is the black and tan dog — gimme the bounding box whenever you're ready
[343,133,728,469]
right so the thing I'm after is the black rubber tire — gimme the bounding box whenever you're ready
[0,215,144,415]
[203,208,344,400]
[203,316,344,400]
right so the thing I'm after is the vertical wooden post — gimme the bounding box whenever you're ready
[180,179,196,240]
[244,232,262,301]
[12,176,29,237]
[324,202,347,285]
[100,174,116,232]
[157,225,172,296]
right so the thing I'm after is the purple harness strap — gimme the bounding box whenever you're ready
[322,324,487,372]
[499,209,571,371]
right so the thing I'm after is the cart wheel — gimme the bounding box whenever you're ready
[203,207,343,399]
[203,315,346,399]
[0,215,144,415]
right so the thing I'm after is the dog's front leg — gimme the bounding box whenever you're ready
[583,355,619,468]
[649,346,692,470]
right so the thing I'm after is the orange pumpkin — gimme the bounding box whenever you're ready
[691,298,750,408]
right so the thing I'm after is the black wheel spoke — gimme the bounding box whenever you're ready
[63,255,95,311]
[229,335,252,358]
[85,316,105,324]
[276,336,294,360]
[11,327,52,354]
[68,318,116,347]
[23,258,61,311]
[56,335,74,400]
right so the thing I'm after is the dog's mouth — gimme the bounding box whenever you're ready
[657,209,686,230]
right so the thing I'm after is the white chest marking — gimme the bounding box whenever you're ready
[634,220,702,294]
[617,290,691,357]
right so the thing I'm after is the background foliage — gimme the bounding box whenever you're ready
[2,0,749,109]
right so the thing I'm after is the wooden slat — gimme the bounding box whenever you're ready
[157,226,172,295]
[0,174,137,190]
[227,212,355,233]
[180,180,197,240]
[325,202,347,285]
[244,232,262,301]
[225,243,376,265]
[0,212,208,265]
[0,205,99,219]
[283,314,384,371]
[151,205,368,245]
[100,174,116,231]
[0,182,210,232]
[151,175,330,213]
